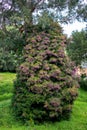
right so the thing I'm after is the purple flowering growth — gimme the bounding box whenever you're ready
[36,35,42,42]
[31,39,36,43]
[47,83,61,91]
[50,98,60,107]
[19,64,29,75]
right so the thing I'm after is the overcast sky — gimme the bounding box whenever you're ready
[62,0,87,37]
[62,21,86,37]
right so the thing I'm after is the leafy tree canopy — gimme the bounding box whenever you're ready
[0,0,87,30]
[67,29,87,65]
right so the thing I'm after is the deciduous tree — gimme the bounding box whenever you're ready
[67,29,87,65]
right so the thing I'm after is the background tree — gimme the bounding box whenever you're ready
[1,0,87,29]
[12,0,86,24]
[67,29,87,65]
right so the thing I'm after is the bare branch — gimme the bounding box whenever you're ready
[31,0,44,12]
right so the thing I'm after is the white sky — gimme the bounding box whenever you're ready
[62,21,86,37]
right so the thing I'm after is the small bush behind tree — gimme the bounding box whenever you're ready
[0,48,22,72]
[79,74,87,91]
[0,27,25,72]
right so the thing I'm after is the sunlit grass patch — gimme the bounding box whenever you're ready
[0,72,16,101]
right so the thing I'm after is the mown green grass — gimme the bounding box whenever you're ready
[0,72,16,101]
[0,72,87,130]
[0,72,16,128]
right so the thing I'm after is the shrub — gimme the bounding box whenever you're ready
[12,22,79,123]
[0,27,25,52]
[0,48,22,72]
[79,74,87,91]
[0,27,25,72]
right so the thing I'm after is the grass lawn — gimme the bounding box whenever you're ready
[0,72,87,130]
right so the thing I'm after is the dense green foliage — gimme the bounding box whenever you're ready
[0,27,25,72]
[79,74,87,91]
[0,73,87,130]
[12,23,79,123]
[0,27,26,52]
[67,30,87,65]
[0,49,17,72]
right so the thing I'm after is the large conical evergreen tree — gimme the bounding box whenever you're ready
[12,21,79,123]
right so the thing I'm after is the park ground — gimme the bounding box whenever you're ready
[0,72,87,130]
